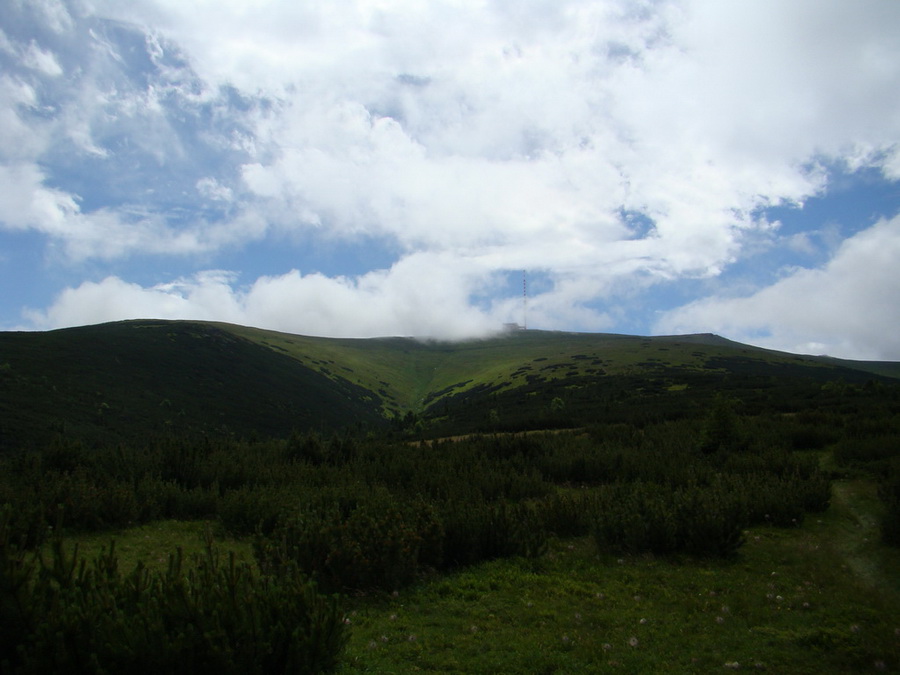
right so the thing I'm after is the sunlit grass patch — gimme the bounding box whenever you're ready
[339,510,900,674]
[59,519,255,572]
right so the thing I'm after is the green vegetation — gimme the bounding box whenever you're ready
[339,506,900,674]
[0,321,387,449]
[0,319,898,672]
[1,511,346,675]
[46,519,255,573]
[3,319,899,448]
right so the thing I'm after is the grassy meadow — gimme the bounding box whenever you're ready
[46,456,899,674]
[339,488,900,674]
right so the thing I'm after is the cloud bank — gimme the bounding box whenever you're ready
[25,255,501,339]
[656,214,900,361]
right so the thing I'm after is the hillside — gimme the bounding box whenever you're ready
[0,320,385,450]
[1,319,897,449]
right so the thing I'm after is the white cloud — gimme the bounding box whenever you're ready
[655,215,900,360]
[196,177,234,203]
[4,0,900,350]
[23,246,661,338]
[219,0,898,277]
[25,252,503,338]
[19,0,74,34]
[0,163,268,260]
[0,77,48,161]
[883,146,900,181]
[12,1,900,270]
[0,28,15,56]
[0,163,80,233]
[21,40,64,76]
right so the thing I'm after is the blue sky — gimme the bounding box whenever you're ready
[1,0,899,359]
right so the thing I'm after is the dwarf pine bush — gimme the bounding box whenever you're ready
[0,402,845,605]
[256,490,444,593]
[591,481,747,557]
[438,498,547,568]
[0,509,346,675]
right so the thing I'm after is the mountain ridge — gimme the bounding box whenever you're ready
[1,319,897,449]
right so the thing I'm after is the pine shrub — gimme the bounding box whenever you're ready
[591,482,747,558]
[0,513,347,674]
[256,492,443,593]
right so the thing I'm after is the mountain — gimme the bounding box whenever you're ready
[1,319,897,449]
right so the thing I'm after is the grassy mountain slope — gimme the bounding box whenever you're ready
[0,320,385,449]
[1,319,896,448]
[226,325,898,410]
[226,324,899,434]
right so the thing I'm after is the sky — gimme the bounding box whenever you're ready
[1,0,899,360]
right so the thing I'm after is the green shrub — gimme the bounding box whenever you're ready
[438,499,547,568]
[698,396,744,455]
[591,482,746,557]
[833,435,900,473]
[0,515,347,674]
[537,490,601,538]
[219,485,293,536]
[256,491,443,593]
[721,471,829,527]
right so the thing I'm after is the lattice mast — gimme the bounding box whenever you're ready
[522,270,527,330]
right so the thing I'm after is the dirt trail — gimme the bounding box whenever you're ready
[409,427,585,447]
[829,479,900,599]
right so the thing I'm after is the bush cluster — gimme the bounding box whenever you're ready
[0,416,838,573]
[256,488,444,593]
[590,481,747,557]
[0,508,345,674]
[0,399,862,669]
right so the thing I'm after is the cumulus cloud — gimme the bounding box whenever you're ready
[20,40,64,76]
[24,0,75,34]
[0,2,260,253]
[25,253,504,339]
[655,215,900,360]
[2,0,899,353]
[79,0,900,271]
[196,177,234,203]
[0,163,267,260]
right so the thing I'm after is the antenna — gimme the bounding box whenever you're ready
[522,270,527,330]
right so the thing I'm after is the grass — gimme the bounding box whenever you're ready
[216,323,894,416]
[55,519,255,573]
[337,481,899,674]
[55,479,899,672]
[830,480,900,597]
